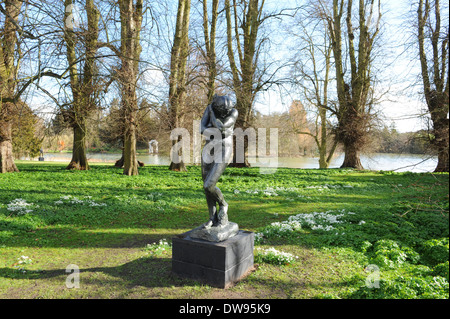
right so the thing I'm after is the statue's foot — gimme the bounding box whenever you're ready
[216,204,228,227]
[204,219,213,228]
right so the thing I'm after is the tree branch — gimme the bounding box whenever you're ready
[1,70,63,103]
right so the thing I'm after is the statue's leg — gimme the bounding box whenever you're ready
[215,137,233,226]
[204,195,218,227]
[201,137,233,227]
[202,158,218,227]
[203,161,228,226]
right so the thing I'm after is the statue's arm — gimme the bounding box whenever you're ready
[221,109,238,129]
[209,107,224,130]
[209,108,238,133]
[200,104,212,134]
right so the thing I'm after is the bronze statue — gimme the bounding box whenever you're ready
[200,95,238,228]
[185,95,241,241]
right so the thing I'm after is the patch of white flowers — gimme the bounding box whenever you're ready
[255,247,298,265]
[7,199,38,215]
[145,239,171,257]
[234,186,300,197]
[146,192,163,201]
[306,184,354,191]
[14,255,32,273]
[256,209,366,242]
[55,195,106,207]
[234,184,355,199]
[288,210,349,230]
[17,255,32,264]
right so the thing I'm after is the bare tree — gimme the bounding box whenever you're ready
[0,0,60,172]
[0,0,22,172]
[318,0,382,169]
[201,0,219,104]
[417,0,449,172]
[291,10,338,168]
[117,0,144,176]
[168,0,191,172]
[224,0,267,167]
[63,0,100,170]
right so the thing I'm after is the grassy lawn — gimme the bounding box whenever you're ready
[0,161,448,299]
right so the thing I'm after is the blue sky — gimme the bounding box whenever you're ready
[251,0,439,133]
[24,0,446,133]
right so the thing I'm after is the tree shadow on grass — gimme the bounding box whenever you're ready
[0,225,185,248]
[0,256,199,293]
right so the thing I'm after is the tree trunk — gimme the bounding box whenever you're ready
[62,0,100,171]
[115,147,144,169]
[229,134,251,167]
[324,0,381,171]
[202,0,219,104]
[318,148,328,169]
[169,160,187,171]
[123,118,139,175]
[432,113,449,172]
[118,0,143,176]
[121,80,140,174]
[340,142,363,170]
[0,0,22,173]
[435,143,449,172]
[0,120,19,173]
[224,0,264,168]
[417,0,449,172]
[67,122,89,170]
[168,0,190,172]
[169,135,187,171]
[115,152,124,167]
[318,106,329,169]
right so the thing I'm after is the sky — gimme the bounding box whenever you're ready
[24,0,445,134]
[251,0,436,133]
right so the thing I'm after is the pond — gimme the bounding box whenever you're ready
[24,152,438,173]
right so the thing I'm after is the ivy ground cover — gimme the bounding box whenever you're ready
[0,162,448,299]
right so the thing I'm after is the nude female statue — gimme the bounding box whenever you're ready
[200,95,238,228]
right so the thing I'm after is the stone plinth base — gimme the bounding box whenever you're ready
[189,222,239,242]
[172,230,254,288]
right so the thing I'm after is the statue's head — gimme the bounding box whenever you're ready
[211,95,233,118]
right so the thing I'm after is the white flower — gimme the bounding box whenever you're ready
[69,197,84,204]
[88,201,107,207]
[17,256,32,264]
[7,199,36,215]
[56,195,106,207]
[256,247,298,265]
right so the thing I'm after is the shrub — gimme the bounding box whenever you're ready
[433,262,449,280]
[370,240,408,269]
[350,275,449,299]
[419,238,449,266]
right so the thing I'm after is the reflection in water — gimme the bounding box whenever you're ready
[274,153,438,173]
[22,152,437,172]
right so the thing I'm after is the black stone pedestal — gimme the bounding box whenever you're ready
[172,230,254,288]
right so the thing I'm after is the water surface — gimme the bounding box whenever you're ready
[27,152,438,172]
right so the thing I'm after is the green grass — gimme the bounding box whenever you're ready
[0,161,448,299]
